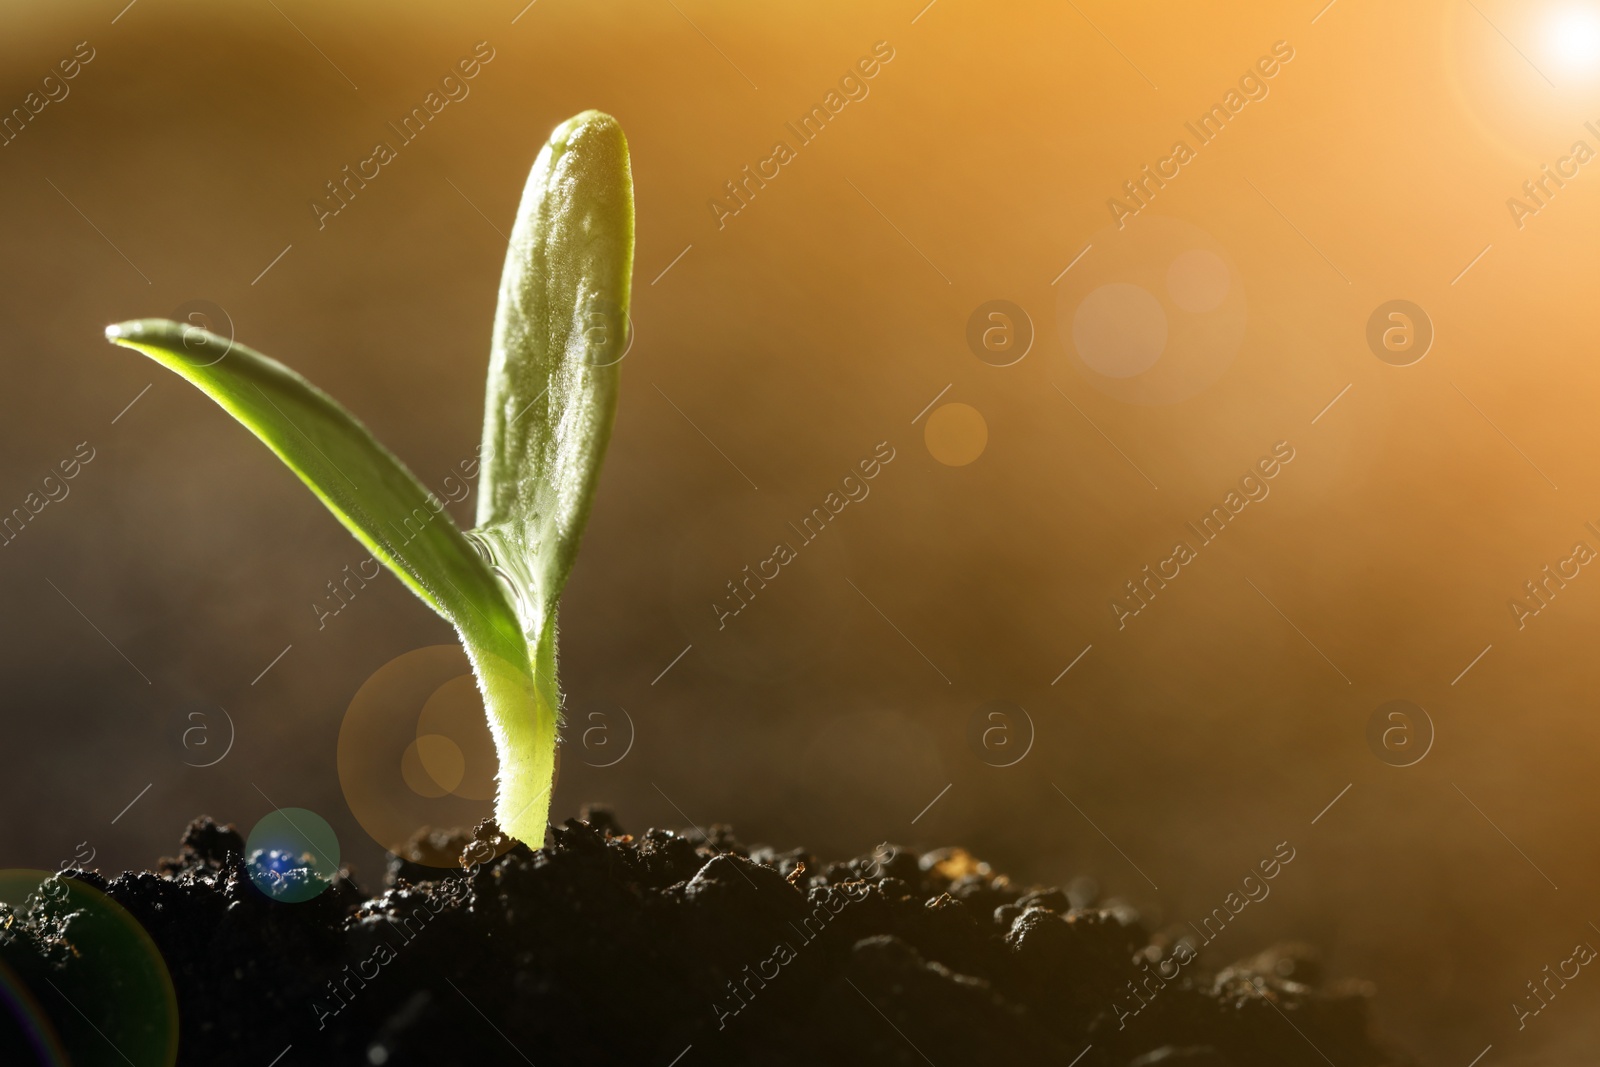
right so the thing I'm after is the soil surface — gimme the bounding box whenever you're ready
[1,811,1411,1066]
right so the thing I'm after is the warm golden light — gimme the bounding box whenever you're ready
[1541,3,1600,80]
[12,0,1600,1062]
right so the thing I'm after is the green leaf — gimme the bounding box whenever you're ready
[103,320,518,649]
[475,109,634,639]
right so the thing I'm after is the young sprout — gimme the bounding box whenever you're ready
[104,110,634,845]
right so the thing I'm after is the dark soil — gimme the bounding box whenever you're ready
[2,811,1411,1066]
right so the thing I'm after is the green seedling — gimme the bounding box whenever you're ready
[105,110,634,845]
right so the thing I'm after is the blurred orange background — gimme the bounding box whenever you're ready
[5,0,1600,1061]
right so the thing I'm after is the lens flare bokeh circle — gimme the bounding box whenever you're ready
[338,645,502,866]
[245,807,340,902]
[0,871,178,1066]
[1055,216,1247,405]
[924,403,989,466]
